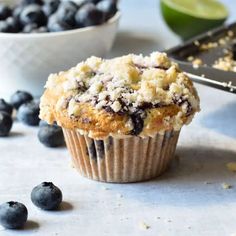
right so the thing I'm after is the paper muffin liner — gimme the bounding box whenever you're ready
[62,129,180,183]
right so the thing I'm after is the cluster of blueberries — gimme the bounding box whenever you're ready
[0,182,63,229]
[0,0,118,33]
[0,90,64,147]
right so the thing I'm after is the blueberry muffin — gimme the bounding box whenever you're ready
[40,52,200,182]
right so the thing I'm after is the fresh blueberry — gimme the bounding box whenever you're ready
[129,111,145,136]
[96,0,117,20]
[47,13,72,32]
[5,17,22,33]
[0,111,13,137]
[31,182,63,210]
[34,26,48,33]
[42,0,60,17]
[0,17,21,33]
[38,123,64,147]
[0,202,28,229]
[0,20,10,32]
[21,0,43,5]
[23,23,47,33]
[0,99,13,115]
[20,4,47,27]
[39,119,49,127]
[17,100,40,126]
[75,3,105,27]
[10,90,33,109]
[0,4,12,21]
[55,1,78,27]
[13,5,24,20]
[23,22,38,32]
[84,0,102,4]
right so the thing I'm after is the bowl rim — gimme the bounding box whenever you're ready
[0,11,121,38]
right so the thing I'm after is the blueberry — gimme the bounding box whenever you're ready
[96,0,117,20]
[31,182,63,210]
[23,23,47,33]
[75,3,105,27]
[0,20,10,32]
[39,119,49,127]
[0,112,13,137]
[47,13,72,32]
[20,4,47,27]
[56,1,78,27]
[0,202,28,229]
[13,5,24,20]
[84,0,102,4]
[0,4,12,21]
[21,0,43,5]
[10,90,33,109]
[5,17,22,33]
[0,99,13,115]
[42,0,60,17]
[34,26,48,33]
[17,100,40,126]
[129,111,145,136]
[38,123,64,147]
[23,22,38,32]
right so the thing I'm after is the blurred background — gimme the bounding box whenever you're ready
[110,0,236,56]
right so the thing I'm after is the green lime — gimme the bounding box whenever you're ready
[160,0,228,40]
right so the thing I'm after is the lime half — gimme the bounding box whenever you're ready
[161,0,228,40]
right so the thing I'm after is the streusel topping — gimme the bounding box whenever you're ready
[40,52,200,138]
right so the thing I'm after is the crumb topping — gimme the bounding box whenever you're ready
[40,52,200,138]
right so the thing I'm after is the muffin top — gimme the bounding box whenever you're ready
[40,52,200,139]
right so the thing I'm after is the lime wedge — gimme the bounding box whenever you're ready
[161,0,228,40]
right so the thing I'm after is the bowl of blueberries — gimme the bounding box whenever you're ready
[0,0,120,99]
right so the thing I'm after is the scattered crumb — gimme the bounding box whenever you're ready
[201,74,205,78]
[101,186,110,190]
[192,58,203,67]
[156,216,161,220]
[221,183,232,189]
[187,226,191,229]
[116,194,123,198]
[69,162,75,169]
[226,162,236,172]
[194,40,200,46]
[204,181,212,184]
[228,30,234,37]
[165,219,172,223]
[187,56,194,62]
[139,222,150,230]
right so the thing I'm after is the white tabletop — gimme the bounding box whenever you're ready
[1,1,236,236]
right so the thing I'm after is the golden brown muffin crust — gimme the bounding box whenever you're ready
[40,52,200,139]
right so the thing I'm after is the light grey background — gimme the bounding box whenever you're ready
[1,1,236,236]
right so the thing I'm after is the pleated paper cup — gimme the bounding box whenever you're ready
[63,129,180,183]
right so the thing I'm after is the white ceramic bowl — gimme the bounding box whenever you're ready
[0,2,120,99]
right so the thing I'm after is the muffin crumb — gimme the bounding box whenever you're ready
[221,183,232,189]
[139,222,150,230]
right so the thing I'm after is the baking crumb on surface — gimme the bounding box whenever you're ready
[139,222,150,230]
[116,194,123,198]
[101,186,110,190]
[221,183,232,189]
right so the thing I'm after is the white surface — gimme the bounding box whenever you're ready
[1,0,236,236]
[0,0,120,98]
